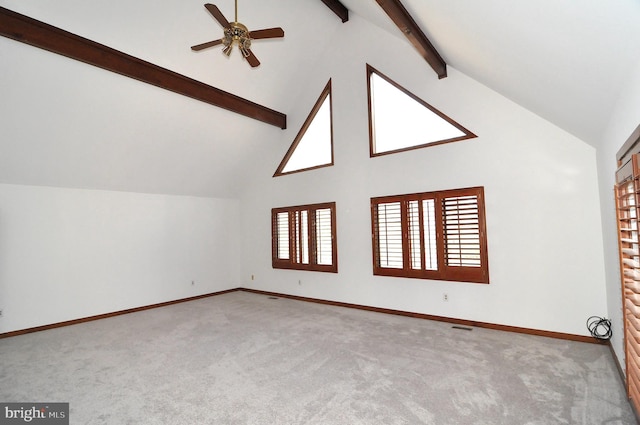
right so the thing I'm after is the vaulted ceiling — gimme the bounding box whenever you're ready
[1,0,639,197]
[342,0,640,147]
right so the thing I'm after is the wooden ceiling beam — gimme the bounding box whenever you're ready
[0,6,287,129]
[320,0,349,23]
[374,0,447,79]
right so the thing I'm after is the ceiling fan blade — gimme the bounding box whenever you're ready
[191,39,223,51]
[245,50,261,67]
[204,3,230,28]
[249,27,285,40]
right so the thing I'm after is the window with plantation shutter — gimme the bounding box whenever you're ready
[315,208,333,266]
[443,195,482,267]
[615,150,640,414]
[371,187,489,283]
[272,202,337,272]
[376,201,403,269]
[275,212,290,260]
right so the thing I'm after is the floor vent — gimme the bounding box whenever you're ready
[268,297,279,300]
[452,326,473,331]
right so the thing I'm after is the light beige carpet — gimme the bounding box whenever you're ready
[0,291,636,424]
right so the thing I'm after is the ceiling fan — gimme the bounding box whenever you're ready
[191,1,284,68]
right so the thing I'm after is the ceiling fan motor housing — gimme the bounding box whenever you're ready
[224,23,251,46]
[192,3,283,66]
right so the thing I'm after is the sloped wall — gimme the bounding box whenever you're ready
[0,184,241,334]
[239,14,607,336]
[0,1,340,335]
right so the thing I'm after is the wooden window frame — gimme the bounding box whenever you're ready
[371,187,489,284]
[366,64,476,158]
[272,202,338,273]
[615,124,640,413]
[273,80,334,176]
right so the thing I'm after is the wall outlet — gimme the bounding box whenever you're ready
[191,280,195,286]
[443,293,449,302]
[298,280,302,285]
[251,275,255,281]
[0,309,3,317]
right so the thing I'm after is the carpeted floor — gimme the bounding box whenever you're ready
[0,291,636,424]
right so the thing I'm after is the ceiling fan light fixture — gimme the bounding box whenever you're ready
[191,2,284,68]
[222,22,252,57]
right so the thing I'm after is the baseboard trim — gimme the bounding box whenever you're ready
[1,286,606,345]
[0,288,240,339]
[240,288,605,345]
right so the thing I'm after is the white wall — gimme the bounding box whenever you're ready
[0,184,241,333]
[0,8,614,340]
[597,57,640,366]
[240,15,607,336]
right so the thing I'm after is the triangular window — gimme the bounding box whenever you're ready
[274,80,333,176]
[367,65,476,156]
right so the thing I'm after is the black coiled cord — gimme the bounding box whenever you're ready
[587,316,612,341]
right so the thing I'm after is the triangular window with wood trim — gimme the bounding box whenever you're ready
[367,65,476,157]
[274,80,333,176]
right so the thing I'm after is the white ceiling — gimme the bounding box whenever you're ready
[342,0,640,147]
[1,0,639,197]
